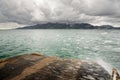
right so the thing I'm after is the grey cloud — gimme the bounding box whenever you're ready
[83,0,120,17]
[0,0,120,27]
[0,0,33,24]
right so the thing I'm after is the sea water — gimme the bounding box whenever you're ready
[0,29,120,73]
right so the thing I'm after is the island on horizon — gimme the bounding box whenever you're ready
[17,23,120,30]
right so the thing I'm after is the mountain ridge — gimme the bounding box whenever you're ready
[17,23,120,29]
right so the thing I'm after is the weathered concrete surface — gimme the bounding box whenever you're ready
[0,53,111,80]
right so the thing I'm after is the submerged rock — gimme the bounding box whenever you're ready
[0,53,111,80]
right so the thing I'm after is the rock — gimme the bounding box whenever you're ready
[0,53,111,80]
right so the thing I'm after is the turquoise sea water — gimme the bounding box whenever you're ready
[0,29,120,72]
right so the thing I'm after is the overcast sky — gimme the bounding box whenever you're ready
[0,0,120,29]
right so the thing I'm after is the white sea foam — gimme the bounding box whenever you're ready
[96,58,112,74]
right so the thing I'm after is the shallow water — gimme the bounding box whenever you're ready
[0,29,120,73]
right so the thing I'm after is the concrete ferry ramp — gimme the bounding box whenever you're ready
[0,53,111,80]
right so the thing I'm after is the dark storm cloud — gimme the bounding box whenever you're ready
[0,0,120,28]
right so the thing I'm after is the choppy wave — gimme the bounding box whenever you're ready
[0,29,120,72]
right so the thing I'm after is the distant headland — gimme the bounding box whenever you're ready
[17,23,120,29]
